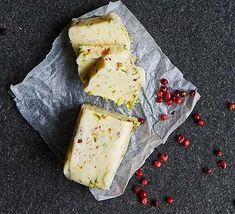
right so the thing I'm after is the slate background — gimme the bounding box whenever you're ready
[0,0,234,213]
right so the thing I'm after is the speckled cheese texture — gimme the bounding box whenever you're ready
[63,104,139,190]
[76,45,130,83]
[69,13,130,52]
[68,12,145,108]
[84,56,145,108]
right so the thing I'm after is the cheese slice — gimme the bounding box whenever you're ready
[84,56,145,109]
[63,104,139,190]
[69,13,130,54]
[76,45,130,83]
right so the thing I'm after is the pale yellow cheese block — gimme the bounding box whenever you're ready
[76,45,130,83]
[63,104,139,190]
[69,13,130,53]
[84,56,145,109]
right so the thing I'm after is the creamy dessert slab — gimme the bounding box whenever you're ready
[64,104,139,190]
[69,12,130,53]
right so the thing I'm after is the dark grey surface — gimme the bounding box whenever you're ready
[0,0,235,213]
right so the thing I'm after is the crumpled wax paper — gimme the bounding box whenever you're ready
[10,1,200,201]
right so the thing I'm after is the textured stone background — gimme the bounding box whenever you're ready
[0,0,234,213]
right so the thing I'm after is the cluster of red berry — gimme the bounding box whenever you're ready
[156,78,196,121]
[133,78,234,209]
[133,164,174,207]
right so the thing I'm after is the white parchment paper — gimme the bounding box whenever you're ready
[10,1,200,201]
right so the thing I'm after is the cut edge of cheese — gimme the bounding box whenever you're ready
[69,12,130,54]
[76,45,131,83]
[83,57,145,109]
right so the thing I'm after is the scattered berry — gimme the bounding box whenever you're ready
[156,97,163,103]
[166,99,173,106]
[153,160,162,168]
[202,167,212,176]
[227,103,235,110]
[160,78,168,86]
[189,90,196,97]
[132,184,141,194]
[217,160,227,169]
[175,97,182,104]
[139,189,148,198]
[140,178,148,186]
[193,113,200,120]
[197,118,205,127]
[159,153,169,162]
[141,197,148,205]
[138,118,145,124]
[135,169,143,177]
[160,86,168,93]
[174,90,181,97]
[180,91,187,97]
[165,196,174,204]
[165,91,171,100]
[160,114,168,121]
[182,139,190,147]
[156,90,164,97]
[214,149,223,157]
[177,134,185,144]
[151,199,159,207]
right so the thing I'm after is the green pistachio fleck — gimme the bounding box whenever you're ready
[89,179,99,188]
[91,132,98,142]
[93,113,102,120]
[112,90,116,94]
[132,67,139,75]
[126,101,132,110]
[87,91,93,96]
[117,97,123,106]
[108,69,111,73]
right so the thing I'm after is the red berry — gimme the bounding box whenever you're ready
[174,90,180,97]
[138,118,145,124]
[166,99,173,106]
[217,160,227,169]
[135,169,143,177]
[132,184,140,194]
[160,114,168,121]
[159,153,168,162]
[177,134,185,143]
[153,160,162,168]
[160,78,168,86]
[141,197,148,205]
[214,149,223,157]
[156,97,163,103]
[182,139,190,147]
[202,167,212,175]
[197,118,205,127]
[151,199,159,207]
[139,189,148,198]
[189,90,196,97]
[175,97,182,104]
[156,90,163,97]
[165,91,171,100]
[227,103,235,110]
[165,196,174,204]
[193,113,200,120]
[172,95,176,101]
[160,86,168,93]
[180,91,187,97]
[140,178,148,186]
